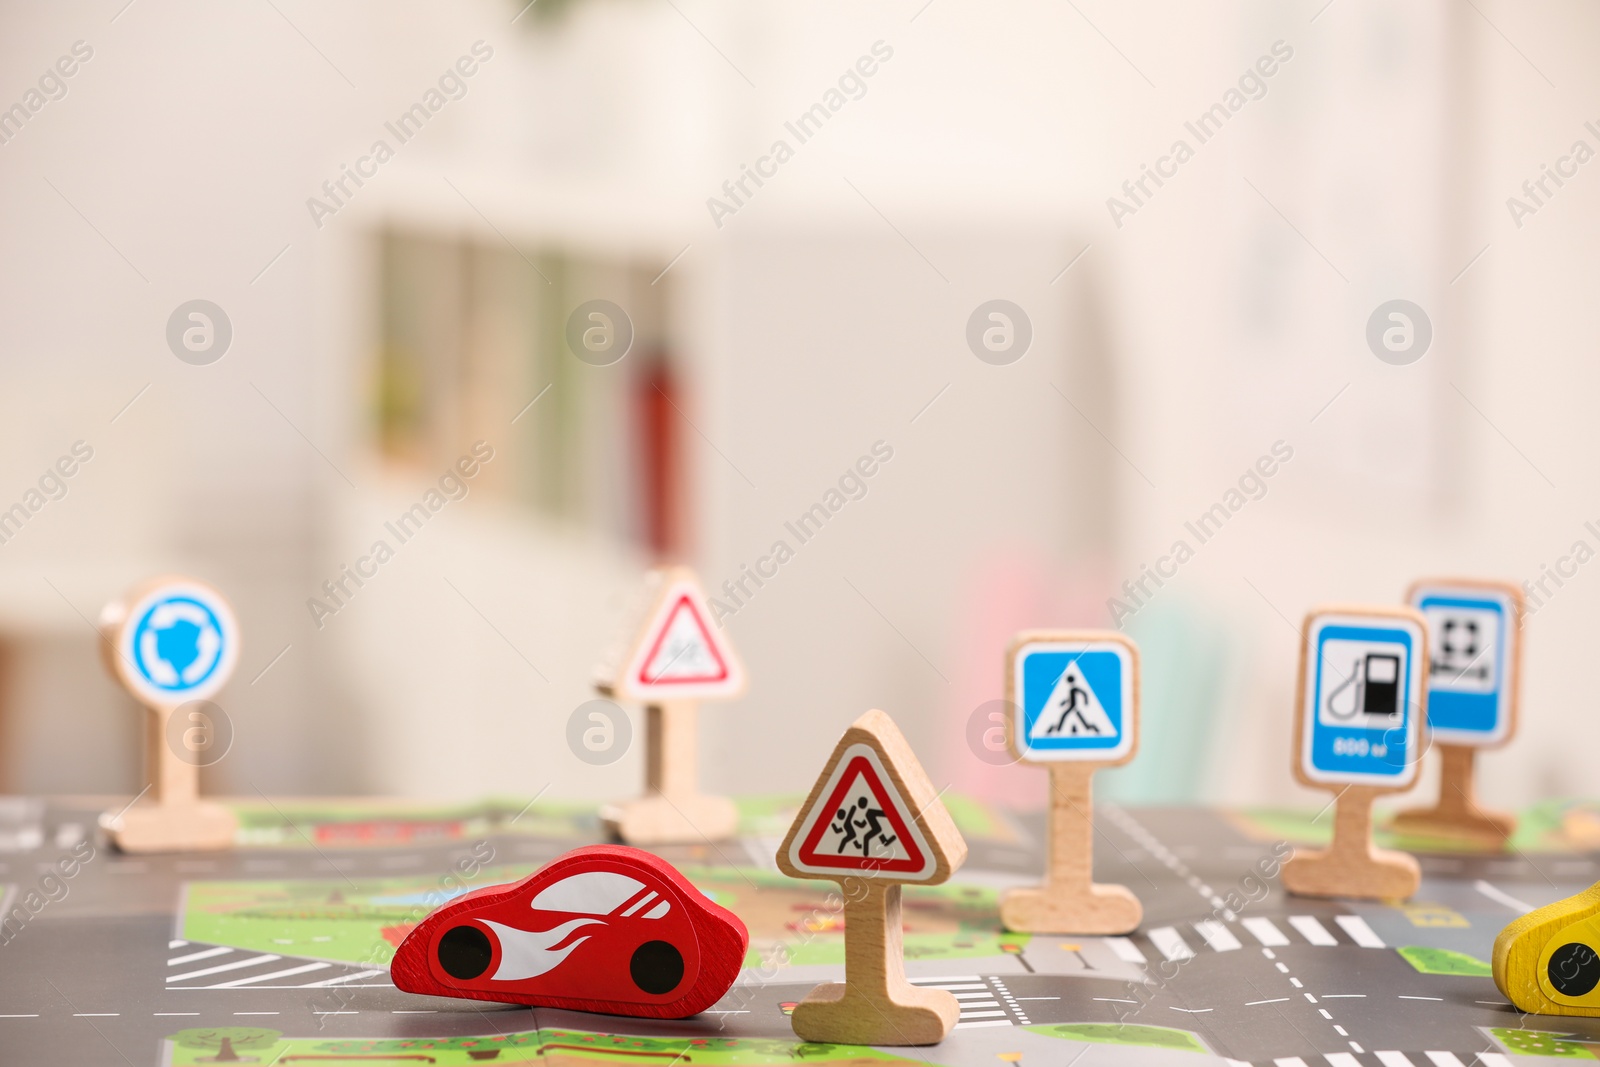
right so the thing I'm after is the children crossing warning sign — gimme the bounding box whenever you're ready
[779,711,965,885]
[639,594,728,685]
[790,745,931,877]
[598,568,746,702]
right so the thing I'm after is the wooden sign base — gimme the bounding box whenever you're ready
[790,883,958,1046]
[1283,785,1419,900]
[605,702,737,845]
[105,705,237,853]
[1001,764,1140,934]
[1391,743,1515,845]
[109,801,236,853]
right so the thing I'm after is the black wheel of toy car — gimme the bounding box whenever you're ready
[630,939,684,995]
[438,924,493,980]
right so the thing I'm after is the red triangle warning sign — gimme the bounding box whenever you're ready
[793,749,930,876]
[598,568,746,702]
[778,711,965,885]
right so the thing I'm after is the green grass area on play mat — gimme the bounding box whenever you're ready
[1027,1023,1208,1054]
[1488,1028,1599,1058]
[164,1026,927,1066]
[1396,945,1493,977]
[182,864,1021,969]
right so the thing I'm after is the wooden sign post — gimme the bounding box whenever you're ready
[1001,631,1141,934]
[1392,579,1523,845]
[98,576,240,853]
[776,709,968,1046]
[595,566,745,844]
[1284,605,1429,900]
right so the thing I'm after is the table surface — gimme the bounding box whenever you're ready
[2,794,1597,1067]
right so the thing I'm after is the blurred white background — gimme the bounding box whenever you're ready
[0,0,1593,816]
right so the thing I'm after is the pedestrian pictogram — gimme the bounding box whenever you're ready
[776,710,968,1045]
[638,594,728,687]
[1001,631,1142,936]
[790,745,931,878]
[594,567,747,846]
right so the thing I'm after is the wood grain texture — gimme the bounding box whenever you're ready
[776,709,968,1045]
[1001,764,1141,933]
[1281,784,1419,900]
[790,882,960,1045]
[1494,880,1600,1016]
[391,844,748,1018]
[1000,631,1141,934]
[1390,742,1515,844]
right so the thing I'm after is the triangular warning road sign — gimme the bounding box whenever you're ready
[1029,660,1116,740]
[778,710,967,884]
[596,567,746,702]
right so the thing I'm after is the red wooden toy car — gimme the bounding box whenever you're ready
[391,844,748,1018]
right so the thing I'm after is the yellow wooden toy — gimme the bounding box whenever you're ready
[1494,882,1600,1016]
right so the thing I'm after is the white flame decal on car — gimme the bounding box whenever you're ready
[482,918,604,981]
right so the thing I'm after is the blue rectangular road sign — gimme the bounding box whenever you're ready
[1008,636,1137,764]
[1298,610,1428,787]
[1410,582,1518,747]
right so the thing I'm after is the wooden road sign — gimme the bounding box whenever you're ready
[98,575,240,853]
[776,709,968,1046]
[1392,578,1523,846]
[1000,631,1142,934]
[1284,604,1429,900]
[595,566,745,844]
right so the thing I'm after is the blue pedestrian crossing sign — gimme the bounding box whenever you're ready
[1408,579,1522,748]
[1006,632,1138,764]
[1296,607,1429,788]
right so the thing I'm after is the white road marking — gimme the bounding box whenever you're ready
[1195,920,1242,952]
[233,1012,280,1016]
[1094,998,1139,1004]
[1227,1060,1253,1067]
[954,1019,1014,1029]
[1289,915,1338,946]
[1319,1009,1333,1019]
[1276,963,1290,973]
[168,954,282,982]
[392,1010,437,1014]
[73,1013,118,1017]
[1350,1043,1366,1054]
[1246,998,1290,1006]
[167,940,188,949]
[956,1001,1003,1010]
[1303,992,1316,1001]
[1478,1054,1515,1067]
[313,1011,360,1015]
[1275,1058,1311,1067]
[919,983,988,991]
[210,962,332,988]
[168,946,232,966]
[1291,978,1304,988]
[1106,936,1148,964]
[1016,997,1060,1001]
[1323,994,1366,998]
[1426,1053,1466,1067]
[1474,880,1534,914]
[702,1011,749,1014]
[1335,915,1386,948]
[1326,1054,1363,1067]
[908,974,981,982]
[0,1014,39,1018]
[1400,996,1443,1001]
[952,992,999,1000]
[1335,1027,1348,1036]
[153,1013,199,1017]
[300,969,387,987]
[1169,1007,1212,1013]
[959,1010,1008,1019]
[1243,917,1291,946]
[1149,926,1195,961]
